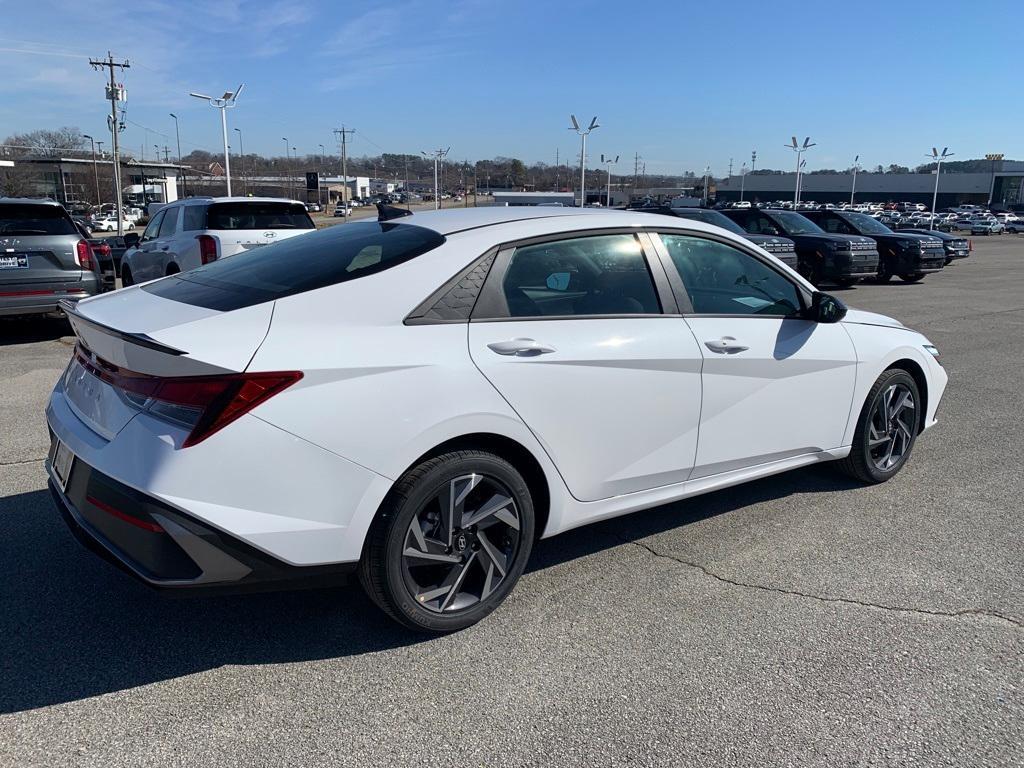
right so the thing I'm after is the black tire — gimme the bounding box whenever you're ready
[797,256,821,287]
[121,266,134,286]
[874,265,892,283]
[165,264,180,276]
[359,450,535,632]
[837,369,921,484]
[835,276,860,287]
[898,273,924,283]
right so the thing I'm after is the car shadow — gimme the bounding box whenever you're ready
[0,466,858,714]
[0,317,73,347]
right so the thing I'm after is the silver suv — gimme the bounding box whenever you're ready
[0,198,102,317]
[120,197,316,285]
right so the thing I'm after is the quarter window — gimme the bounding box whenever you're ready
[499,234,661,318]
[183,205,206,231]
[658,234,802,316]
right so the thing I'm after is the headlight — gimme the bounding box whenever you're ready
[901,240,923,252]
[923,344,941,364]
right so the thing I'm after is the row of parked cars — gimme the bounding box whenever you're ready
[633,204,972,287]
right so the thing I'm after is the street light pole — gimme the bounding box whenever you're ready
[189,84,244,196]
[82,134,100,205]
[169,113,185,197]
[601,154,618,207]
[569,115,599,207]
[422,148,450,210]
[850,154,860,206]
[786,136,815,206]
[928,147,954,230]
[739,163,748,202]
[233,127,245,195]
[282,138,291,198]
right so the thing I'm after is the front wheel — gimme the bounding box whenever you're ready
[121,266,134,286]
[898,273,924,283]
[837,369,921,484]
[359,451,535,632]
[835,277,860,287]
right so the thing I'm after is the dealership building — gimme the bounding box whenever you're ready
[715,161,1024,208]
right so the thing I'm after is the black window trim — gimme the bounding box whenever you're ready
[470,228,679,323]
[646,227,814,320]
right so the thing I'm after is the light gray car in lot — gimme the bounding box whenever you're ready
[0,198,102,316]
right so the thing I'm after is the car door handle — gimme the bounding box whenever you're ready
[487,338,556,357]
[704,337,749,354]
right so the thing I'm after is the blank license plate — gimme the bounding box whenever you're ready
[49,438,75,491]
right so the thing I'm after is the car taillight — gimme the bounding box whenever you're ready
[197,234,218,264]
[75,240,94,270]
[74,346,301,447]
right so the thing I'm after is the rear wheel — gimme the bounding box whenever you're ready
[836,276,859,287]
[165,264,180,276]
[359,451,535,632]
[898,273,924,283]
[837,369,920,484]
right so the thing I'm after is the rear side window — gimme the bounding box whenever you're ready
[0,204,77,236]
[143,221,445,310]
[206,202,314,231]
[183,205,206,231]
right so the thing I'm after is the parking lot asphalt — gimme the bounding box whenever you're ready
[1,237,1022,767]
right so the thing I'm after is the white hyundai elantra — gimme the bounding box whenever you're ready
[46,206,947,631]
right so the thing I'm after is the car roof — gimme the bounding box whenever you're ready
[170,196,306,206]
[389,206,739,238]
[0,197,65,207]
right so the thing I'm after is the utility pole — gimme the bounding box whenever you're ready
[421,148,450,210]
[334,126,355,211]
[169,113,185,197]
[728,157,733,178]
[555,147,560,191]
[90,52,129,235]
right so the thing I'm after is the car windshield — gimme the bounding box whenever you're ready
[670,210,746,235]
[844,212,893,234]
[206,202,315,230]
[766,211,824,235]
[0,204,77,236]
[143,221,446,310]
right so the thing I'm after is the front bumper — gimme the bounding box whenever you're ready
[48,452,356,592]
[823,249,880,279]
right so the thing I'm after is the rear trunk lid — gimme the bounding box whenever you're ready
[59,285,275,440]
[204,200,315,259]
[0,203,82,288]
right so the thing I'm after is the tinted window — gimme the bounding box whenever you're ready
[726,211,781,236]
[143,221,445,310]
[0,204,76,235]
[659,234,801,316]
[498,234,660,318]
[158,207,178,237]
[141,210,164,241]
[183,205,206,231]
[206,202,314,230]
[810,213,855,235]
[844,212,892,234]
[668,209,746,235]
[766,211,825,236]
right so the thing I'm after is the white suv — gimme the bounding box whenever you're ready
[120,197,315,285]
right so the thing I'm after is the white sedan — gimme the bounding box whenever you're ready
[46,207,947,631]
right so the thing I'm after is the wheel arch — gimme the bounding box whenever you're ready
[888,357,929,433]
[399,432,552,540]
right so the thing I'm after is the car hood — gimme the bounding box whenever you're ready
[841,308,905,330]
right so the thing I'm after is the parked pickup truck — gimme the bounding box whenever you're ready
[722,208,879,287]
[802,209,946,283]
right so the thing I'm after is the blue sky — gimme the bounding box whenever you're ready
[2,0,1020,175]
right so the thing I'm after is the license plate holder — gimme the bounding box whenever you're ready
[0,254,29,269]
[48,437,75,492]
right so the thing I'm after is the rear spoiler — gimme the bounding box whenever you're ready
[59,298,186,356]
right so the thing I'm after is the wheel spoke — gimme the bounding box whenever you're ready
[868,423,888,448]
[476,530,508,576]
[462,492,513,529]
[436,474,481,547]
[439,552,476,611]
[481,562,496,600]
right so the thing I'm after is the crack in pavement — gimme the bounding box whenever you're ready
[629,539,1022,630]
[0,457,46,467]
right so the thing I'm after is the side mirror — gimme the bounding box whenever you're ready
[808,292,847,323]
[123,232,140,248]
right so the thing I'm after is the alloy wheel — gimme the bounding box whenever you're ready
[401,473,522,614]
[868,383,916,471]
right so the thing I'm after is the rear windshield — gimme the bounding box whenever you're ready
[0,204,77,236]
[205,202,315,231]
[143,221,445,311]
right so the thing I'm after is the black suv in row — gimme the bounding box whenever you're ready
[636,207,799,269]
[722,208,879,286]
[801,210,946,283]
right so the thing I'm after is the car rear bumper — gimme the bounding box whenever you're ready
[0,283,98,316]
[48,464,356,592]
